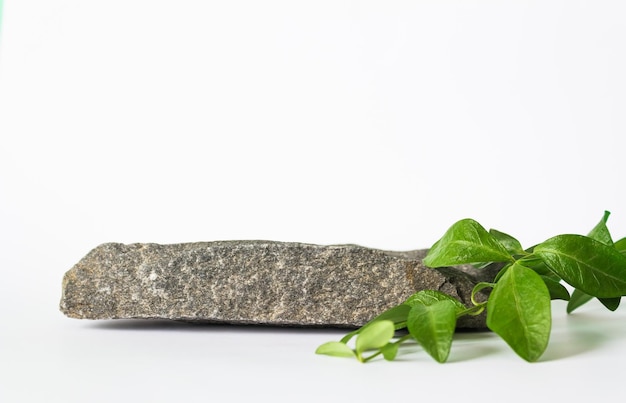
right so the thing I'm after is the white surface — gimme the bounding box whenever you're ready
[1,1,626,401]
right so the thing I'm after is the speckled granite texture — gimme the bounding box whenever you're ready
[60,241,494,328]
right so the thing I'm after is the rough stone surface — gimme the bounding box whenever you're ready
[60,241,495,329]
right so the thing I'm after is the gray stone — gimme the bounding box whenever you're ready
[60,241,495,329]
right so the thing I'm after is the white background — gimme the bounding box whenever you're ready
[1,1,626,402]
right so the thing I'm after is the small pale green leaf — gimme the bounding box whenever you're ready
[315,341,355,358]
[615,237,626,255]
[534,235,626,298]
[567,289,593,313]
[340,304,410,343]
[486,263,551,362]
[365,304,411,328]
[490,228,525,255]
[339,330,359,344]
[599,297,621,311]
[381,343,399,361]
[404,290,466,313]
[423,219,514,268]
[540,276,570,301]
[587,210,613,246]
[355,320,395,354]
[407,300,457,363]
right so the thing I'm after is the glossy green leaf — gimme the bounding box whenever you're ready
[470,262,493,269]
[407,300,457,363]
[381,343,399,361]
[534,235,626,298]
[355,320,395,354]
[587,210,613,246]
[423,219,514,268]
[599,297,621,311]
[490,228,525,255]
[567,288,620,313]
[315,341,355,358]
[340,304,410,343]
[486,263,551,362]
[365,304,411,327]
[519,255,558,278]
[540,276,570,301]
[615,237,626,255]
[404,290,466,313]
[567,289,593,313]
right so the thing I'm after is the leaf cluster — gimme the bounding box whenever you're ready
[316,211,626,363]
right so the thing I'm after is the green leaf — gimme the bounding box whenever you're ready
[587,210,613,246]
[340,304,410,343]
[534,235,626,298]
[567,289,621,313]
[489,228,525,255]
[366,304,411,328]
[519,255,559,278]
[355,320,395,354]
[339,330,359,344]
[407,300,457,363]
[404,290,466,313]
[423,219,514,268]
[540,276,570,301]
[567,289,593,313]
[615,237,626,255]
[486,263,551,362]
[381,343,399,361]
[315,341,356,358]
[599,297,621,311]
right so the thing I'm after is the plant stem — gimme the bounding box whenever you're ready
[362,334,413,363]
[457,302,487,317]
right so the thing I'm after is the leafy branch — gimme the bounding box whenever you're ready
[316,211,626,363]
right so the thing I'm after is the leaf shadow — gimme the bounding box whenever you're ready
[446,313,615,363]
[539,313,612,362]
[446,331,502,363]
[389,340,423,362]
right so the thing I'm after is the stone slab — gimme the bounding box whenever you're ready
[60,241,494,328]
